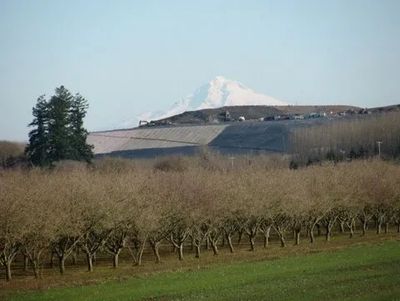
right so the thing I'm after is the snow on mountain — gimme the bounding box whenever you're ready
[137,76,288,123]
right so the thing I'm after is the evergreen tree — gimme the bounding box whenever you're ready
[47,86,74,162]
[26,86,94,166]
[26,95,49,166]
[68,94,93,162]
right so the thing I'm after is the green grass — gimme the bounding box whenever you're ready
[7,240,400,301]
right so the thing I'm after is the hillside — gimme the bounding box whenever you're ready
[88,104,400,159]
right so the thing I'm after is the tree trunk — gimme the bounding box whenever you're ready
[136,242,146,266]
[23,255,29,272]
[249,236,255,251]
[325,225,331,242]
[339,221,345,233]
[32,261,40,279]
[71,249,78,265]
[195,245,201,258]
[211,241,219,255]
[206,237,210,250]
[178,244,184,261]
[151,241,161,263]
[263,227,271,248]
[86,254,93,272]
[397,223,400,233]
[377,222,382,234]
[295,230,300,245]
[280,235,286,247]
[237,230,243,245]
[385,222,389,234]
[362,221,367,236]
[59,256,66,274]
[349,226,354,238]
[310,225,315,243]
[5,261,12,281]
[226,234,234,253]
[113,252,119,268]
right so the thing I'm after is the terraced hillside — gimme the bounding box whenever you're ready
[88,119,331,158]
[87,124,228,158]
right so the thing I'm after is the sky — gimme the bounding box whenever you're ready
[1,0,399,141]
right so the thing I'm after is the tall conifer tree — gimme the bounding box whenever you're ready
[47,86,73,162]
[26,95,49,166]
[26,86,94,166]
[69,94,93,162]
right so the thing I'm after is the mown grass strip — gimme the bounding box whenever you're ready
[7,240,400,301]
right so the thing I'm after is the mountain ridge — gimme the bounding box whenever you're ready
[153,105,360,126]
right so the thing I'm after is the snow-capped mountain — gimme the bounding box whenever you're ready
[138,76,287,123]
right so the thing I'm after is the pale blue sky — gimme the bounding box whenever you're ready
[1,0,399,140]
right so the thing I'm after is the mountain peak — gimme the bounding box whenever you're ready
[137,76,288,123]
[194,76,287,109]
[213,75,229,83]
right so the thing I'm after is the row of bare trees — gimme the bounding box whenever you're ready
[1,159,400,281]
[290,111,400,163]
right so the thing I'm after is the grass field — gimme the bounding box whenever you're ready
[5,239,400,301]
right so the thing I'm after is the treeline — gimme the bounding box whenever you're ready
[1,159,399,281]
[290,111,400,164]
